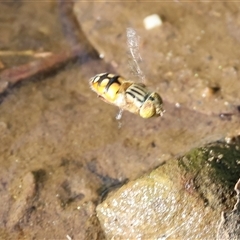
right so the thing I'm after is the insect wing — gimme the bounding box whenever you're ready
[126,27,146,83]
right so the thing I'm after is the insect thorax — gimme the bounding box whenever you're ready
[125,83,150,108]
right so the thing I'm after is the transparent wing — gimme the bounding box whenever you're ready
[126,28,146,83]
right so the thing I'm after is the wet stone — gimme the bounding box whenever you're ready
[96,141,240,239]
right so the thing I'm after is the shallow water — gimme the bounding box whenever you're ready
[0,1,240,239]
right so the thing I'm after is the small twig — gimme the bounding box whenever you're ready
[0,60,4,69]
[0,50,77,94]
[0,50,53,58]
[0,1,101,96]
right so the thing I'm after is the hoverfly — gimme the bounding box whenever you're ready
[89,28,164,119]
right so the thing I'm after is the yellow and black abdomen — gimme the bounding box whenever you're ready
[90,73,124,103]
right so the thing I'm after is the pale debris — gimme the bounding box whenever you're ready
[66,234,72,240]
[143,14,162,30]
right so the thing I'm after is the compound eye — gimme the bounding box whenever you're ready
[139,93,164,118]
[139,100,155,118]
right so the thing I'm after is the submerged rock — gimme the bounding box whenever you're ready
[96,141,240,239]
